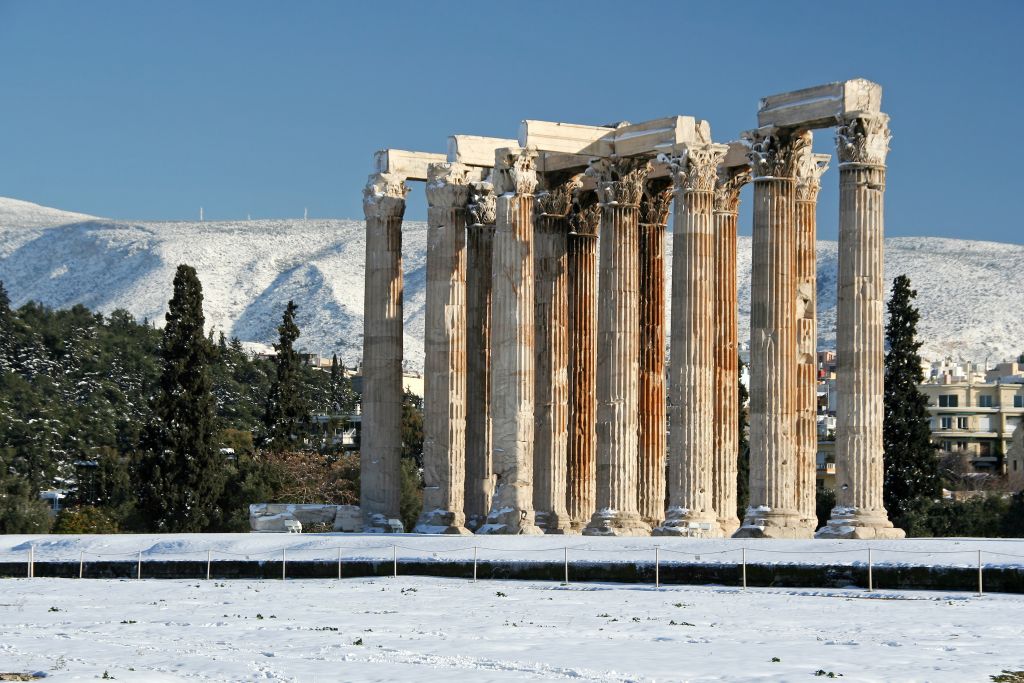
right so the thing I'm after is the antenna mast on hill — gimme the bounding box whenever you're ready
[200,207,204,222]
[304,207,308,222]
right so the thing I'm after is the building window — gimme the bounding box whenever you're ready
[939,395,959,407]
[941,440,952,451]
[979,395,994,408]
[1015,396,1024,408]
[957,417,969,430]
[1015,460,1019,472]
[956,441,968,451]
[940,417,953,429]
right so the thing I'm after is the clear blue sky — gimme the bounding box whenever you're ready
[0,0,1019,242]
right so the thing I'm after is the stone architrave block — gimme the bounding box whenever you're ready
[518,120,616,157]
[373,149,447,181]
[448,135,519,168]
[757,79,882,129]
[612,116,710,157]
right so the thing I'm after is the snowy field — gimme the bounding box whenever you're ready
[1,576,1022,681]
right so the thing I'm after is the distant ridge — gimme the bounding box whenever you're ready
[1,197,1021,370]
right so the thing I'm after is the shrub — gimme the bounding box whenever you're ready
[54,505,119,534]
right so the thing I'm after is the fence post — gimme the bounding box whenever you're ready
[337,547,342,580]
[655,546,660,589]
[978,549,983,596]
[867,548,873,592]
[27,545,33,579]
[207,549,212,581]
[564,547,569,585]
[473,546,478,583]
[79,550,84,579]
[136,551,142,580]
[393,545,397,578]
[741,547,747,590]
[282,548,287,581]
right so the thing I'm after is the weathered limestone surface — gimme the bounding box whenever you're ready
[794,145,831,532]
[757,79,883,130]
[637,179,672,527]
[533,176,581,534]
[374,149,448,181]
[415,163,472,535]
[818,114,905,540]
[656,145,727,537]
[735,130,809,539]
[711,165,750,536]
[479,149,544,535]
[584,158,652,537]
[566,202,600,530]
[464,183,497,531]
[361,173,408,532]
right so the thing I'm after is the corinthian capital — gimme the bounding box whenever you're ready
[836,113,891,166]
[569,201,601,237]
[639,178,674,226]
[425,162,472,209]
[536,174,584,217]
[744,128,811,180]
[363,172,409,219]
[713,166,752,214]
[494,148,539,196]
[795,146,831,202]
[662,144,728,195]
[587,157,651,207]
[468,181,496,226]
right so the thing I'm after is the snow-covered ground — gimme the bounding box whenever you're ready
[2,196,1022,368]
[0,576,1021,681]
[2,534,1023,569]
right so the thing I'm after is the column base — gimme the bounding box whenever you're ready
[717,516,741,538]
[476,508,544,535]
[732,506,812,539]
[363,513,404,534]
[815,506,906,539]
[465,514,486,533]
[583,509,652,537]
[412,509,472,535]
[535,510,578,535]
[653,508,723,538]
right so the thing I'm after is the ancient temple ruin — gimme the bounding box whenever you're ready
[360,79,905,540]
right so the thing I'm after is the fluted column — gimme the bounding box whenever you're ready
[464,183,497,531]
[479,149,543,535]
[735,129,809,538]
[584,158,652,536]
[533,176,582,534]
[794,145,830,532]
[818,114,904,539]
[361,172,408,532]
[566,202,600,530]
[656,145,727,537]
[415,163,472,535]
[711,166,750,536]
[637,179,672,527]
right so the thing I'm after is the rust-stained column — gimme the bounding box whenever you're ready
[361,172,408,532]
[533,176,582,534]
[637,179,672,527]
[415,163,472,535]
[818,114,905,539]
[711,165,750,536]
[735,129,809,538]
[464,183,496,531]
[478,148,543,535]
[794,145,830,532]
[566,201,600,531]
[584,158,652,536]
[656,145,727,537]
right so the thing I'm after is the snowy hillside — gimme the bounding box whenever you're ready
[0,196,1020,369]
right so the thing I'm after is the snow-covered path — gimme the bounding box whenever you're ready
[0,577,1020,682]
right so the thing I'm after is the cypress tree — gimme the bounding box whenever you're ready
[736,355,750,518]
[264,300,307,449]
[141,264,223,531]
[330,354,341,410]
[883,274,939,526]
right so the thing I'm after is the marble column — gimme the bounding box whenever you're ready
[464,182,497,531]
[637,179,672,527]
[478,149,544,535]
[566,201,600,531]
[711,165,750,537]
[533,176,582,534]
[584,157,652,537]
[735,129,810,539]
[361,172,408,532]
[656,145,727,537]
[415,163,472,535]
[818,114,905,539]
[794,144,830,532]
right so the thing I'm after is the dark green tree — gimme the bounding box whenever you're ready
[736,355,750,518]
[264,301,308,449]
[401,390,425,468]
[883,275,940,528]
[140,265,223,531]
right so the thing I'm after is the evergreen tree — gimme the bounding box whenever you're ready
[140,265,223,531]
[883,275,940,527]
[264,301,308,449]
[330,354,341,410]
[736,355,750,518]
[0,282,12,372]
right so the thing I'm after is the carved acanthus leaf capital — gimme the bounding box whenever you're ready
[713,166,751,213]
[495,148,539,196]
[587,157,652,207]
[744,128,811,179]
[363,172,409,219]
[795,148,831,202]
[425,162,472,209]
[835,113,891,166]
[639,178,674,226]
[569,202,601,237]
[536,174,584,217]
[661,144,728,195]
[468,181,496,226]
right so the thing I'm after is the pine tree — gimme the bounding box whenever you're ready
[264,301,307,449]
[141,265,223,531]
[0,282,13,373]
[883,275,940,526]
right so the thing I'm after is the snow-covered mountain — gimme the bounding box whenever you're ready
[0,196,1020,369]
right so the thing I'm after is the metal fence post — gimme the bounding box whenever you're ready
[564,547,569,585]
[473,546,478,583]
[655,546,660,589]
[393,545,397,578]
[28,545,33,579]
[136,551,142,580]
[207,549,212,581]
[282,548,287,581]
[978,549,983,596]
[79,550,84,579]
[337,547,342,580]
[868,548,873,592]
[741,547,747,590]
